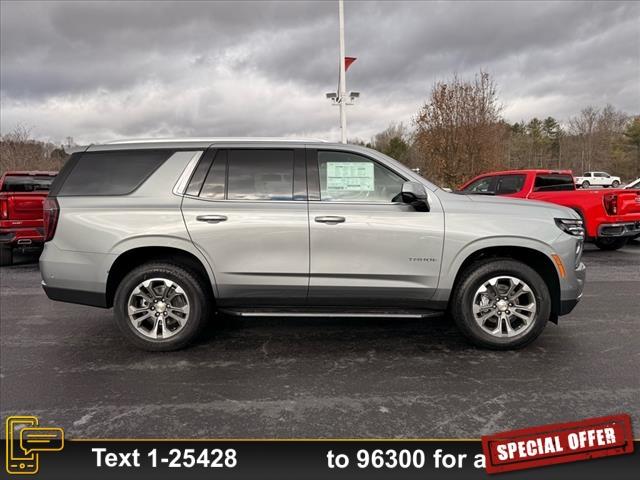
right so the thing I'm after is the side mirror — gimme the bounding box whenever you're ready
[400,181,430,212]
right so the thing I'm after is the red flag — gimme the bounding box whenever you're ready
[344,56,357,71]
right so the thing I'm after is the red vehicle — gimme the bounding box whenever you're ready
[0,171,57,265]
[459,169,640,251]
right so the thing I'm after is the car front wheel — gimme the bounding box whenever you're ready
[451,259,551,350]
[581,181,590,188]
[611,180,620,188]
[113,262,211,351]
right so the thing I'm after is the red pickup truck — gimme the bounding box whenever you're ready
[0,171,57,266]
[459,169,640,250]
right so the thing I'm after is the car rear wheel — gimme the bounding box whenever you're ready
[451,259,550,350]
[113,262,211,351]
[594,237,628,251]
[0,244,13,267]
[581,180,590,188]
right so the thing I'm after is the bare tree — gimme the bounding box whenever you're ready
[569,106,599,173]
[413,71,504,187]
[0,124,68,173]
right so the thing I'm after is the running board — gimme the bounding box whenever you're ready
[219,308,443,319]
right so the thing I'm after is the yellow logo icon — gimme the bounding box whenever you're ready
[5,416,64,475]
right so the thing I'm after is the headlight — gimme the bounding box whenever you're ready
[555,218,585,238]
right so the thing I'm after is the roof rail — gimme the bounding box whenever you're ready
[104,137,329,145]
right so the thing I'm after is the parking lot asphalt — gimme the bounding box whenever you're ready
[1,241,638,439]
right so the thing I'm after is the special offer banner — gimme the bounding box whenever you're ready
[482,414,634,474]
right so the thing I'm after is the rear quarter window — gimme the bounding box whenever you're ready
[56,150,173,196]
[533,174,575,192]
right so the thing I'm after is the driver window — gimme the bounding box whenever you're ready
[463,176,497,193]
[317,151,404,202]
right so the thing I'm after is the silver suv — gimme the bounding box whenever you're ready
[40,139,586,351]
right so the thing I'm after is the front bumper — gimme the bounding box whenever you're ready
[597,221,640,238]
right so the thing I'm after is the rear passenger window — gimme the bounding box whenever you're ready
[227,149,294,201]
[58,150,172,196]
[534,174,574,191]
[496,175,525,194]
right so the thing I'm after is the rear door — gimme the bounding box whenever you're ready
[593,172,608,187]
[181,147,309,306]
[306,149,444,307]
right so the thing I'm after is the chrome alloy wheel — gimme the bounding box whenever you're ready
[127,278,190,340]
[472,276,537,338]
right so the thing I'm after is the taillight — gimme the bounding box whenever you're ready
[43,197,60,242]
[0,198,7,219]
[603,194,618,215]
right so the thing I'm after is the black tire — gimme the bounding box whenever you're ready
[0,244,13,267]
[581,180,590,189]
[612,180,620,188]
[451,258,551,350]
[113,261,212,351]
[594,237,628,251]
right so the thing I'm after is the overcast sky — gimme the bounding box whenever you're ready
[1,0,639,144]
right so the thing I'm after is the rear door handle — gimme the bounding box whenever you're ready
[196,215,228,223]
[314,216,345,224]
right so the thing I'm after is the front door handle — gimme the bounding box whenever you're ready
[314,216,345,224]
[196,215,228,223]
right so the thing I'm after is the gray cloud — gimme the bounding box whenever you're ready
[1,0,638,144]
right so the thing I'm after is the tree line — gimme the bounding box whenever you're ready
[0,125,69,173]
[354,72,640,188]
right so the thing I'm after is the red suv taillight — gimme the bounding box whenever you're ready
[0,198,8,219]
[603,194,618,215]
[43,197,60,242]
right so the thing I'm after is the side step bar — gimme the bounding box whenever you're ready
[219,308,443,319]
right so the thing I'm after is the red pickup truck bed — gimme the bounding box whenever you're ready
[459,169,640,250]
[0,171,57,265]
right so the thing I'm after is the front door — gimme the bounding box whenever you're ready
[182,147,309,306]
[307,149,444,307]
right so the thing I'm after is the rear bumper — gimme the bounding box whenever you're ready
[41,281,108,308]
[597,221,640,238]
[0,226,44,247]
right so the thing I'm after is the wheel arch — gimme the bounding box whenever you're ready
[106,246,216,308]
[449,245,561,323]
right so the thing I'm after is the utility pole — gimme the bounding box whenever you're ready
[338,0,347,143]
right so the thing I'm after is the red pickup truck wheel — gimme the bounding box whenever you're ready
[0,244,13,266]
[594,237,628,251]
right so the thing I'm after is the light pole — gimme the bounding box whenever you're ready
[326,0,359,144]
[338,0,347,143]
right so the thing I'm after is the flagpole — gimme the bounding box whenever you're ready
[338,0,347,144]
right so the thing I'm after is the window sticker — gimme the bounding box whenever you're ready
[326,162,374,192]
